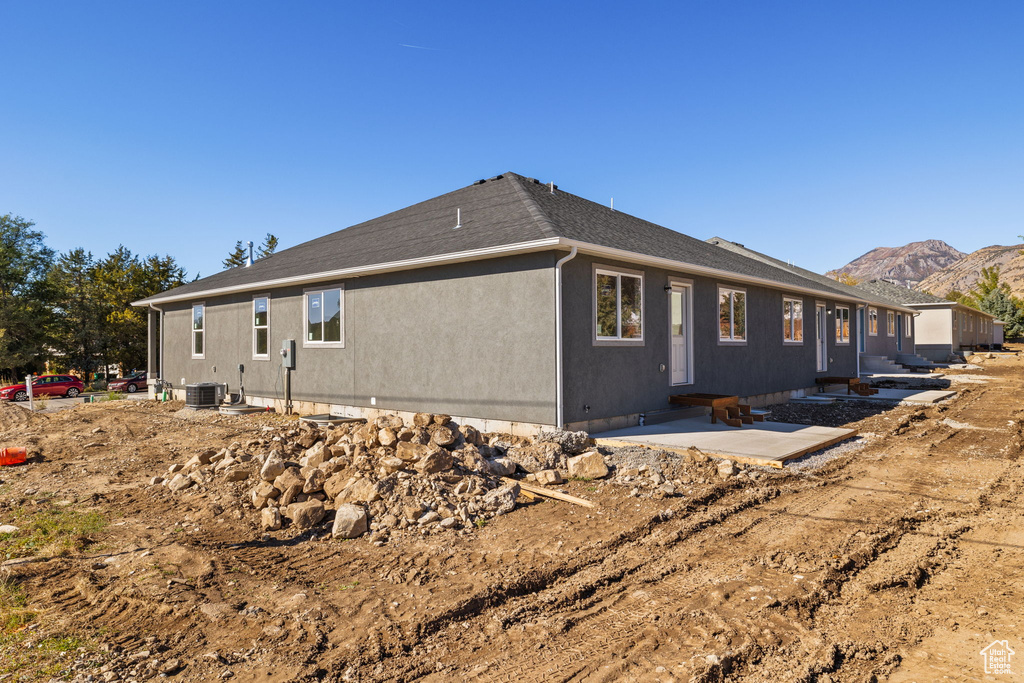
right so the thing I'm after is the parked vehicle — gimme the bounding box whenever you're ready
[0,375,84,401]
[108,371,147,394]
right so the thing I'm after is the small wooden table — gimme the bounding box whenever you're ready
[669,393,764,428]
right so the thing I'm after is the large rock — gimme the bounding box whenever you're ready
[261,507,282,531]
[300,442,328,468]
[480,483,519,515]
[331,504,368,539]
[415,449,453,475]
[428,424,456,447]
[273,467,305,493]
[286,500,325,530]
[167,474,193,492]
[374,415,404,430]
[459,424,484,447]
[251,481,279,509]
[536,429,591,455]
[260,457,286,482]
[335,477,381,504]
[223,468,250,483]
[529,469,564,485]
[396,441,431,462]
[484,457,516,477]
[378,427,398,447]
[412,412,433,428]
[567,451,609,480]
[505,442,562,473]
[323,473,351,500]
[303,468,327,494]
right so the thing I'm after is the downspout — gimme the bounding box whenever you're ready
[554,246,578,429]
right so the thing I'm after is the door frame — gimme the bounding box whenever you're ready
[896,313,903,353]
[668,279,694,386]
[816,302,828,372]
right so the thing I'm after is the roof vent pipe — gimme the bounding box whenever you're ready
[610,197,614,211]
[245,241,254,267]
[549,182,555,194]
[453,208,462,229]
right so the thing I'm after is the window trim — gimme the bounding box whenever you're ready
[252,294,270,360]
[904,313,912,338]
[191,302,205,359]
[868,306,879,336]
[886,310,896,337]
[718,285,748,345]
[593,265,645,346]
[302,284,346,349]
[782,296,804,345]
[835,305,851,345]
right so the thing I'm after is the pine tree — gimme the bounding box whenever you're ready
[223,241,247,269]
[47,249,105,377]
[257,233,279,260]
[0,214,54,382]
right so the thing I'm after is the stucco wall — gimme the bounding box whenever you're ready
[559,254,859,425]
[158,253,559,425]
[863,306,915,358]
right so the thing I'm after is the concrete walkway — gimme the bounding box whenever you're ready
[821,388,955,404]
[593,417,857,468]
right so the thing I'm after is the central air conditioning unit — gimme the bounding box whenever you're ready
[185,382,227,409]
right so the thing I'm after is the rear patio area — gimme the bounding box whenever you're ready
[593,417,858,468]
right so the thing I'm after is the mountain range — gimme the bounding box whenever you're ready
[828,239,1024,300]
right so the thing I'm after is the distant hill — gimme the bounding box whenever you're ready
[918,244,1024,298]
[826,239,965,287]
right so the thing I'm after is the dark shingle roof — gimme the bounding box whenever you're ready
[706,238,916,313]
[137,172,870,305]
[856,279,952,305]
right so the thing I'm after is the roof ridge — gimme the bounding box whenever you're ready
[505,173,561,240]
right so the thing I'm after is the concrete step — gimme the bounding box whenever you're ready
[897,353,937,370]
[860,355,910,374]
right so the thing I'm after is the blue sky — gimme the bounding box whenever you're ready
[2,1,1022,278]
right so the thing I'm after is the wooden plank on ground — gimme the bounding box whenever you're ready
[503,478,597,508]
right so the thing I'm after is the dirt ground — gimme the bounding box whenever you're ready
[1,352,1022,682]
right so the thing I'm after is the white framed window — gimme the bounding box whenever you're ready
[304,285,345,348]
[886,310,896,336]
[905,314,912,338]
[191,303,205,359]
[719,286,747,343]
[868,307,878,336]
[595,268,644,342]
[253,295,270,359]
[953,311,958,330]
[835,306,850,344]
[783,297,803,343]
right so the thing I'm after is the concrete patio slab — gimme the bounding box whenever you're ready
[821,388,955,404]
[593,417,857,468]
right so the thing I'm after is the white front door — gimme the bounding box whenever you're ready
[669,284,692,385]
[816,303,828,372]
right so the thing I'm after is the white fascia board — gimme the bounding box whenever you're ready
[131,237,564,306]
[560,239,870,305]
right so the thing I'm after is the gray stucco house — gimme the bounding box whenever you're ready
[706,238,924,373]
[857,279,996,361]
[135,172,896,434]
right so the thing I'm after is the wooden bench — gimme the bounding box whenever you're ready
[669,393,765,427]
[815,377,878,396]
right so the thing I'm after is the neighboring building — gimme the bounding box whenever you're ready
[857,280,997,361]
[135,172,887,434]
[707,238,922,373]
[993,320,1005,347]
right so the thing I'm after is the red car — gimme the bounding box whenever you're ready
[0,374,84,401]
[108,371,147,393]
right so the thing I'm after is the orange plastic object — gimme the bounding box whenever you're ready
[0,447,27,466]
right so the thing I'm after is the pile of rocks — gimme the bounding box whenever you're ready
[156,415,605,542]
